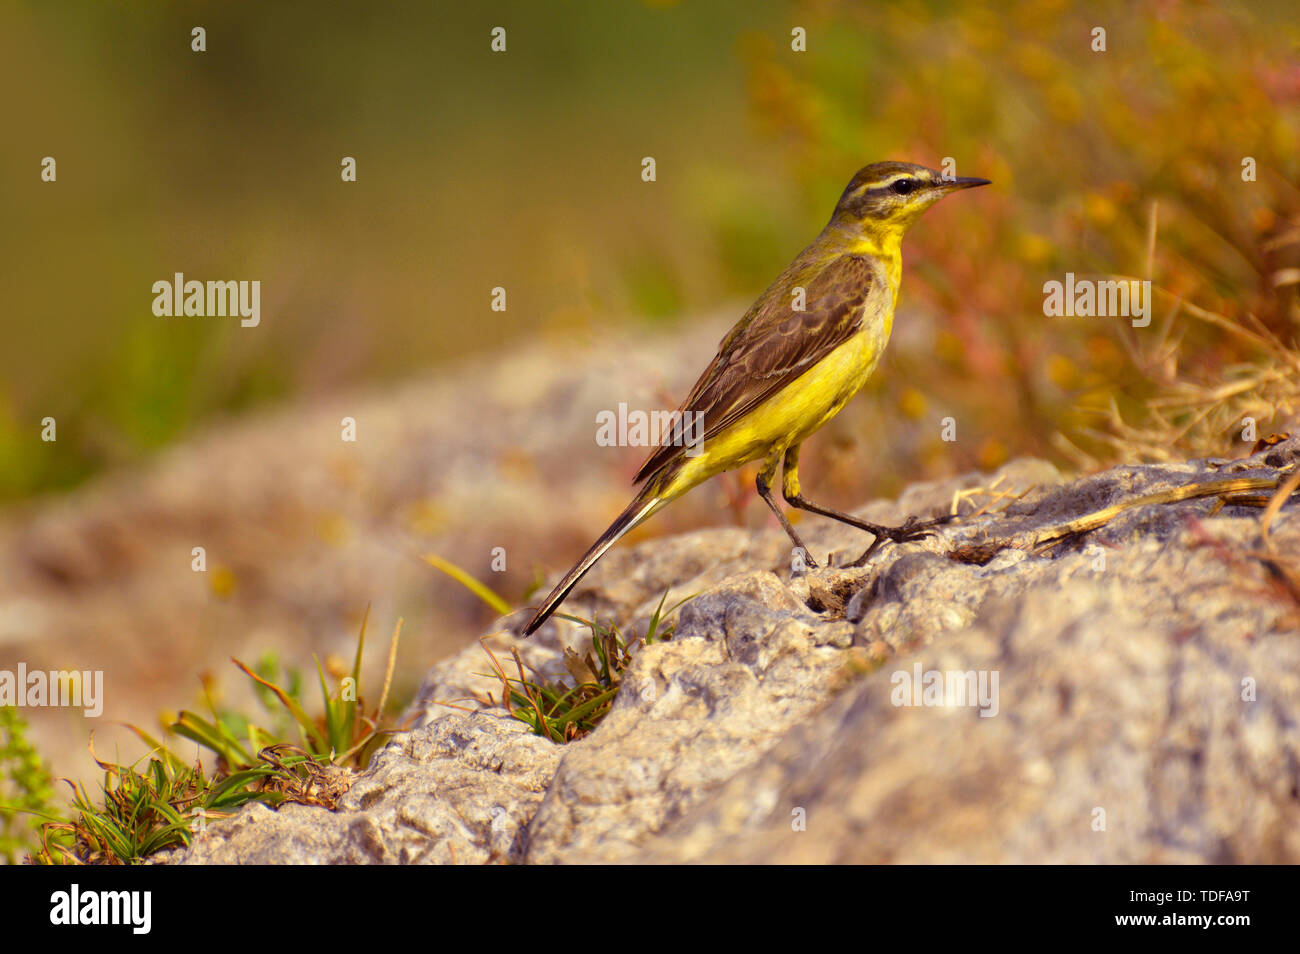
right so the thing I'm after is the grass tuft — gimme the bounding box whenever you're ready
[14,612,403,864]
[471,590,692,743]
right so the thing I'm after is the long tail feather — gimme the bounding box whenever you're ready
[522,494,661,636]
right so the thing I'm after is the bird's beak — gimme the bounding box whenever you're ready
[940,176,991,191]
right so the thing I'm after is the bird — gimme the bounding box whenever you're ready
[522,161,990,636]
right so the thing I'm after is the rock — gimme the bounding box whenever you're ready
[165,715,561,864]
[166,436,1300,863]
[0,317,739,784]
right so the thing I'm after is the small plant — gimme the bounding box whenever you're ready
[169,609,403,772]
[0,706,65,864]
[24,610,404,864]
[31,740,306,865]
[476,590,692,743]
[420,551,694,741]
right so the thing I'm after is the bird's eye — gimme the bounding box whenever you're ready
[890,178,917,196]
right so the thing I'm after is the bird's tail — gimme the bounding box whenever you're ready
[522,492,663,636]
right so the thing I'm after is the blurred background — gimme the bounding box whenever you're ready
[1,0,1298,818]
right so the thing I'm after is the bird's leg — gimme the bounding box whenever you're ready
[781,445,951,566]
[756,449,818,570]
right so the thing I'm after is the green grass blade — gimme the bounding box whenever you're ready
[555,686,620,729]
[421,553,513,616]
[230,659,329,754]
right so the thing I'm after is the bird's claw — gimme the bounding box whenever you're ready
[879,513,954,543]
[845,513,954,567]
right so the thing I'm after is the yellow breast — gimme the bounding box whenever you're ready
[661,291,895,500]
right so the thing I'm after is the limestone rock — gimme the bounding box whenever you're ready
[167,437,1300,864]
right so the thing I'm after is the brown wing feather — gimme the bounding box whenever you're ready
[633,253,873,485]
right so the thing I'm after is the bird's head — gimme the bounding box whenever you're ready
[830,161,990,239]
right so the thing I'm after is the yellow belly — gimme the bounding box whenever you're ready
[659,315,892,501]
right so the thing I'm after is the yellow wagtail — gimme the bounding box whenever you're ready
[523,161,989,636]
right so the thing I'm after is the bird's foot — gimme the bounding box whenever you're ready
[846,513,954,567]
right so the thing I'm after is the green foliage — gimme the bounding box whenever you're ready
[33,744,303,865]
[24,612,401,864]
[480,590,692,743]
[172,609,401,771]
[0,706,63,864]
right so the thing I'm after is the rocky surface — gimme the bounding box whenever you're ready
[0,316,740,783]
[165,438,1300,864]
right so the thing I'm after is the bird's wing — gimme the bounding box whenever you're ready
[633,252,873,484]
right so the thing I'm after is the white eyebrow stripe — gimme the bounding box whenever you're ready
[855,173,916,195]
